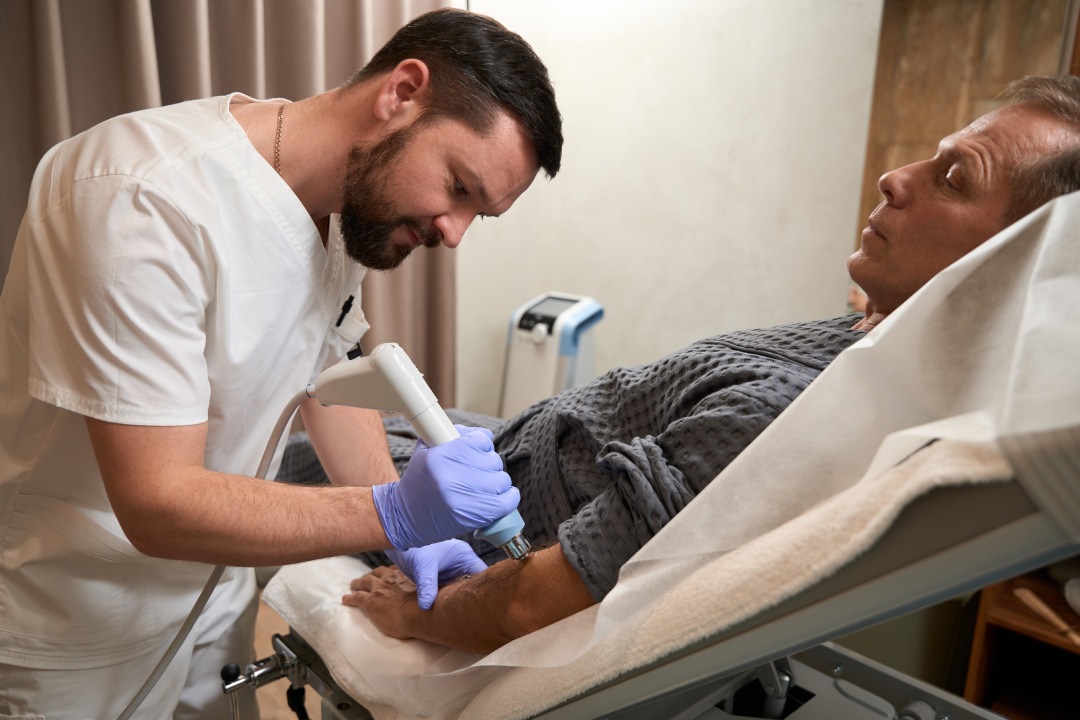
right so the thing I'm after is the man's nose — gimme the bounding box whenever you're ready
[432,211,477,249]
[877,162,917,208]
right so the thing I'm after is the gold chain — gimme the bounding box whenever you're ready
[273,102,286,176]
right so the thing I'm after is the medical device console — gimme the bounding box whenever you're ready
[499,292,603,418]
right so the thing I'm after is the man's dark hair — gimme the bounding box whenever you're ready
[1001,74,1080,222]
[345,8,562,178]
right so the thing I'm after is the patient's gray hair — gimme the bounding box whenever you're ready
[1001,74,1080,223]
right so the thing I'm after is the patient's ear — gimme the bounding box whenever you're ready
[373,59,430,127]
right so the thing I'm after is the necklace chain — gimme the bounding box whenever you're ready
[273,102,286,176]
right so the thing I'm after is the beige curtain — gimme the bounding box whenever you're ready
[0,0,457,402]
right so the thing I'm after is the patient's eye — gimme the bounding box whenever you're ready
[943,168,963,191]
[453,179,468,197]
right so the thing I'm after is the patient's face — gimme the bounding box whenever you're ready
[847,103,1073,315]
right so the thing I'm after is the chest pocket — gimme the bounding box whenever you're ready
[325,290,370,363]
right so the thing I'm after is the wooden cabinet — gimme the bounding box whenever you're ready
[964,570,1080,720]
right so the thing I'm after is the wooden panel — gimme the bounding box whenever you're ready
[1072,3,1080,75]
[973,0,1069,99]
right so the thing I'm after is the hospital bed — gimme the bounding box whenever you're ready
[244,191,1080,720]
[256,435,1073,720]
[520,435,1073,720]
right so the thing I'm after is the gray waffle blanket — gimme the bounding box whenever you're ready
[277,314,863,599]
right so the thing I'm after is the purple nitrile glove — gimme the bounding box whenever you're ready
[371,426,520,550]
[386,539,488,610]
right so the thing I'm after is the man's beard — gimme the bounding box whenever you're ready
[338,125,441,270]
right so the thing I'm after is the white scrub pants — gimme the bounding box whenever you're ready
[0,567,259,720]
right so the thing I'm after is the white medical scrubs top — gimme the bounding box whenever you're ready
[0,94,369,668]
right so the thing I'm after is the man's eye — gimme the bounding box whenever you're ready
[454,179,468,196]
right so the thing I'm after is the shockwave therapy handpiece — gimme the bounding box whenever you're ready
[310,343,531,560]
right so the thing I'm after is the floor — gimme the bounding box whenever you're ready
[254,594,324,719]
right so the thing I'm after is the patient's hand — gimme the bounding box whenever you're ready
[341,545,597,655]
[343,566,421,641]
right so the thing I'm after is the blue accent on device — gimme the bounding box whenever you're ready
[474,509,526,547]
[557,299,604,356]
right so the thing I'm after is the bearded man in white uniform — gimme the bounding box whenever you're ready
[0,9,562,719]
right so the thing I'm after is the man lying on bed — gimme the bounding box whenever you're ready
[279,74,1080,654]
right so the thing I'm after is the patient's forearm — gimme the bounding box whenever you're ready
[344,544,595,654]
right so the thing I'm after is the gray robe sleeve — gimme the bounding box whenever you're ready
[545,315,863,599]
[559,380,806,600]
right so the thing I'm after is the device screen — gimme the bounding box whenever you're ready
[527,296,577,318]
[517,296,578,333]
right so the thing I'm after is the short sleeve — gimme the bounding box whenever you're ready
[26,175,215,425]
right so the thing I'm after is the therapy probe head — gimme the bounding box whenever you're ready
[309,343,531,560]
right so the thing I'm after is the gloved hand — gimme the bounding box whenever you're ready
[386,539,488,610]
[372,426,519,549]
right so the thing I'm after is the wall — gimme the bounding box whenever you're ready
[455,0,883,415]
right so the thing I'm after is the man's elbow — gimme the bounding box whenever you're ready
[107,482,201,561]
[114,508,185,559]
